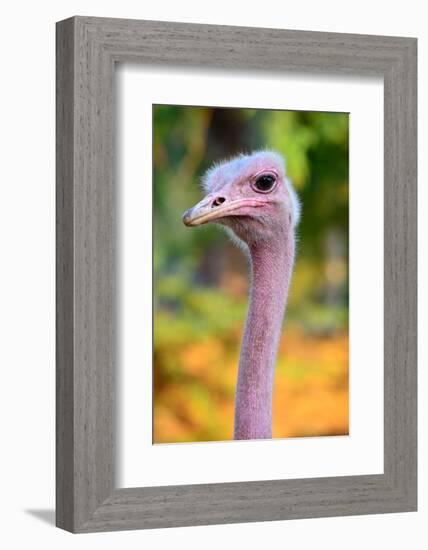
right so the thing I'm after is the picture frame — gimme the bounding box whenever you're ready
[56,16,417,533]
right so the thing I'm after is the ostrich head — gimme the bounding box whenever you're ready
[182,151,300,247]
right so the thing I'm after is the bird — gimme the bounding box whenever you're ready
[182,151,300,440]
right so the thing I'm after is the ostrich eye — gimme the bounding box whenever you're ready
[253,174,276,193]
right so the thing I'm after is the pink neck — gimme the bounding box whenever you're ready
[233,233,295,440]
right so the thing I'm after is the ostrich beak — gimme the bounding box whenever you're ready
[182,194,266,227]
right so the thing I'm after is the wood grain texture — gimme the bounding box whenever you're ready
[56,16,417,533]
[56,18,75,532]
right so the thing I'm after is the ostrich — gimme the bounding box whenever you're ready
[182,151,300,440]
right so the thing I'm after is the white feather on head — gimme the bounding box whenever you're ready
[201,150,301,227]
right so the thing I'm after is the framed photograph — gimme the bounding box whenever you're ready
[56,16,417,532]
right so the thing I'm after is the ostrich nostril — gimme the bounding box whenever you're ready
[212,197,226,208]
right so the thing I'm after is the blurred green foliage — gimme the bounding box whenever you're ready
[153,105,349,443]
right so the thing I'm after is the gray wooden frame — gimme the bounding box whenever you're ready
[56,16,417,533]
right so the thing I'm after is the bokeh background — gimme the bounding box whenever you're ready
[153,104,349,444]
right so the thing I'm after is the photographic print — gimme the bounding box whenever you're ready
[56,18,417,531]
[153,104,349,444]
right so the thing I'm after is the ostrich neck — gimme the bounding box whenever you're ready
[234,232,295,440]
